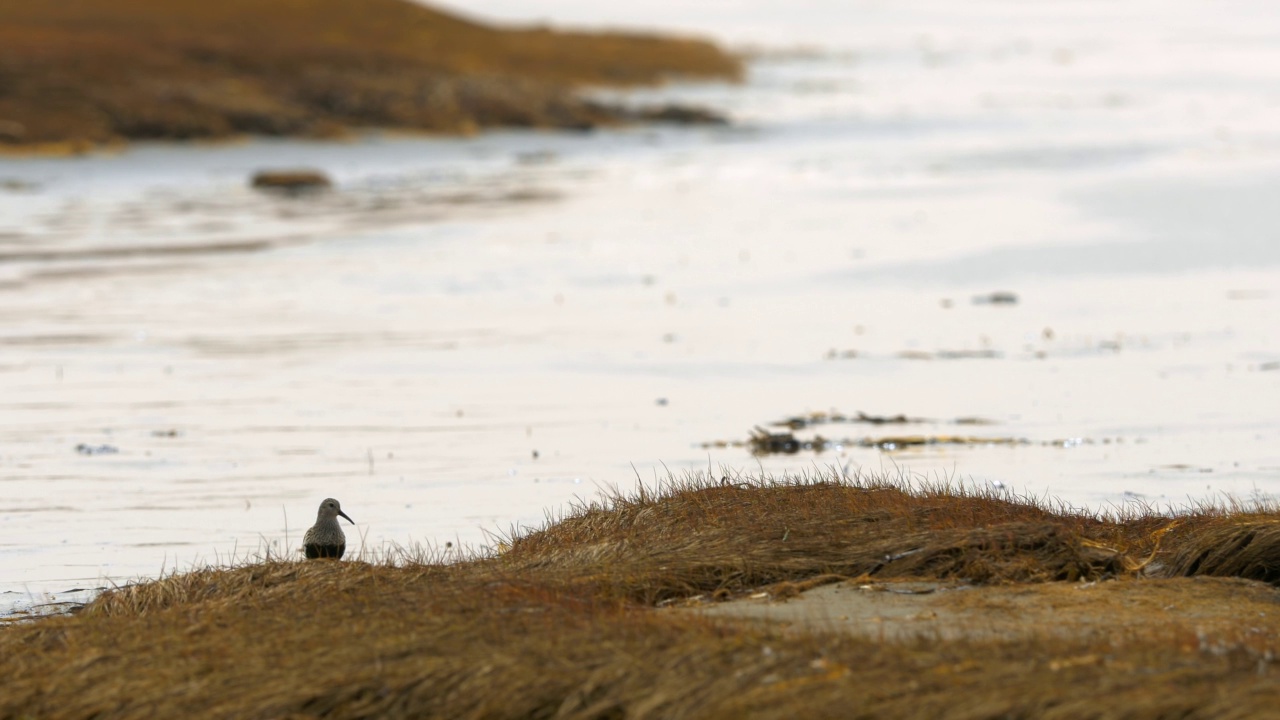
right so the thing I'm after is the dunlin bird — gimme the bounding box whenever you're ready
[303,498,354,559]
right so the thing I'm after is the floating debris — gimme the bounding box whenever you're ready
[707,429,1116,456]
[701,411,1114,455]
[851,412,916,425]
[741,429,1030,455]
[749,427,807,454]
[768,410,998,429]
[972,291,1019,305]
[773,411,924,430]
[858,435,1029,451]
[74,443,119,455]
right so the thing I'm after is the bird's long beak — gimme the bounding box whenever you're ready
[338,510,354,524]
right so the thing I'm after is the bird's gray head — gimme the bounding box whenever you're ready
[317,498,354,525]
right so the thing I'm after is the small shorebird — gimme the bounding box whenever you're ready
[303,498,355,559]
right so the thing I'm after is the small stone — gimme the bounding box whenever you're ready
[250,169,332,194]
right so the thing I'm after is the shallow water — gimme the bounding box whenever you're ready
[2,0,1280,605]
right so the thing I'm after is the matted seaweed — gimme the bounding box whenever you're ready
[502,478,1132,604]
[1163,520,1280,583]
[700,416,1116,455]
[734,427,1030,455]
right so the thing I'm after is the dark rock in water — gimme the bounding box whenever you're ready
[250,170,332,194]
[631,103,730,126]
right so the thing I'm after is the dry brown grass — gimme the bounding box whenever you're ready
[5,472,1280,718]
[0,0,742,148]
[501,476,1141,606]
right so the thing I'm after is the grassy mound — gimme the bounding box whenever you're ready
[503,481,1140,604]
[0,0,742,150]
[4,473,1280,717]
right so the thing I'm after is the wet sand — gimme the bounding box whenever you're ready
[691,577,1280,643]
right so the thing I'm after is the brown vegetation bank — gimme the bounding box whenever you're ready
[0,0,742,152]
[4,474,1280,718]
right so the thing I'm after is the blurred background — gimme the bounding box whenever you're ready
[1,0,1278,608]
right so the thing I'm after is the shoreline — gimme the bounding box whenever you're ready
[0,0,741,154]
[0,106,729,159]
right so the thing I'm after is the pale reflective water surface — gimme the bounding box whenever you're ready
[2,0,1279,607]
